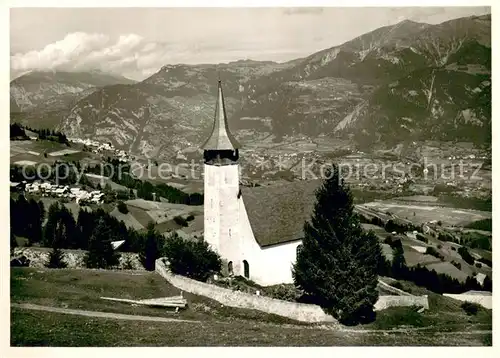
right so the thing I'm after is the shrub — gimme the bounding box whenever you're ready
[173,215,188,227]
[475,262,482,268]
[451,260,462,270]
[438,232,456,243]
[186,214,195,222]
[458,246,475,265]
[122,256,135,270]
[370,216,384,227]
[390,281,405,291]
[264,284,300,302]
[425,246,444,260]
[163,233,222,282]
[461,301,480,316]
[416,233,428,243]
[372,306,427,329]
[384,235,403,250]
[117,201,129,214]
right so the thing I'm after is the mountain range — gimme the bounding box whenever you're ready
[10,14,491,158]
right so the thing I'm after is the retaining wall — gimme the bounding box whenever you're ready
[374,295,429,311]
[156,259,336,323]
[155,259,429,323]
[443,293,492,309]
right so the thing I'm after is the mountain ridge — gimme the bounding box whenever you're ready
[11,14,491,156]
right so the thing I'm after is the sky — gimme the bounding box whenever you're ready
[10,7,491,81]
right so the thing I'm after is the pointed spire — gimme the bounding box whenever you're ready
[201,81,241,150]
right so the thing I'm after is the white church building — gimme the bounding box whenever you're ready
[201,81,320,286]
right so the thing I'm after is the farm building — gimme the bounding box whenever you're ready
[202,81,321,286]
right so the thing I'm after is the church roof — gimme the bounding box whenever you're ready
[201,81,241,151]
[241,180,323,247]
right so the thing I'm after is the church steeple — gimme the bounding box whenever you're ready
[201,80,240,151]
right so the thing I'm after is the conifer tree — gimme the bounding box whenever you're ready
[140,222,164,271]
[482,275,492,292]
[392,245,407,278]
[292,164,382,325]
[45,246,67,268]
[10,232,17,255]
[85,218,120,269]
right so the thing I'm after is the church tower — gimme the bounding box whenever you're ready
[202,81,242,274]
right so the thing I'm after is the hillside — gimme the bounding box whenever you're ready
[10,71,136,129]
[12,14,491,155]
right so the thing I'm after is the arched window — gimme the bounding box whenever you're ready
[228,261,233,276]
[243,260,250,278]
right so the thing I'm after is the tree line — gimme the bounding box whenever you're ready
[85,157,203,205]
[380,235,491,293]
[24,126,70,145]
[10,194,220,276]
[10,123,29,140]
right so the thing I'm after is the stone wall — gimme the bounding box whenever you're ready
[443,293,492,309]
[155,259,430,322]
[156,259,337,323]
[374,295,429,311]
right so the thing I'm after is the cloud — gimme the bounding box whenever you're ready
[10,31,318,81]
[10,32,174,81]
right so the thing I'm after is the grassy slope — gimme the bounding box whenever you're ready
[10,268,303,325]
[371,279,491,332]
[11,308,491,347]
[10,268,492,346]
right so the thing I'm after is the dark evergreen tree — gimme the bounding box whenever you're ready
[45,247,67,268]
[482,275,492,292]
[85,218,120,269]
[10,231,17,254]
[43,202,61,246]
[42,203,77,248]
[464,275,483,291]
[292,164,382,325]
[392,245,407,278]
[26,198,43,245]
[140,222,164,271]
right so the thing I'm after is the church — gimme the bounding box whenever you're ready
[201,81,321,286]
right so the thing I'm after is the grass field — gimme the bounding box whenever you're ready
[10,308,491,346]
[10,268,492,346]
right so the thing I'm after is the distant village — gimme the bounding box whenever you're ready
[69,137,133,163]
[10,136,138,205]
[11,181,105,205]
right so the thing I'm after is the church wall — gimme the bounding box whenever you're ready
[235,196,301,286]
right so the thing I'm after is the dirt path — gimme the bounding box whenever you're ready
[12,303,491,336]
[11,303,202,324]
